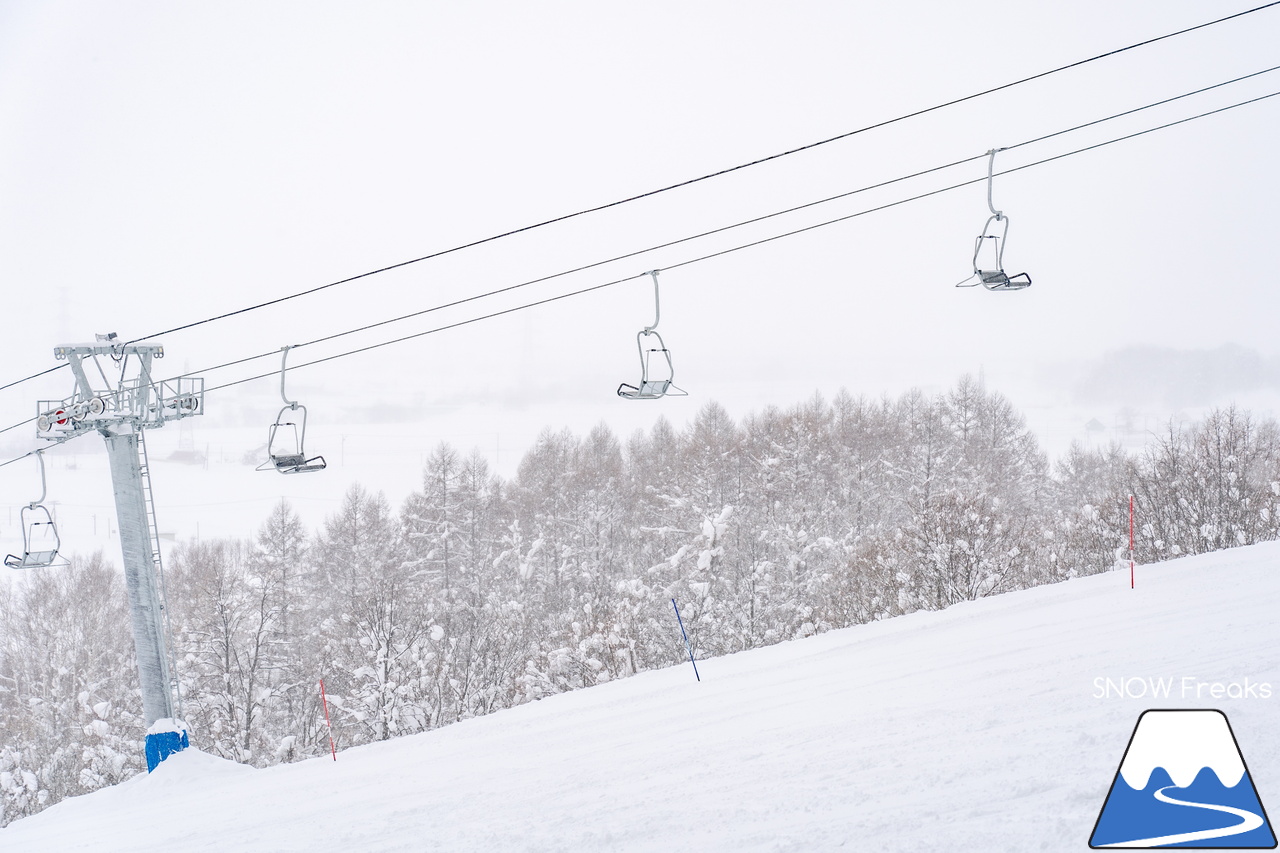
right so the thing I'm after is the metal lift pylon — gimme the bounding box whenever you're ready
[35,336,202,770]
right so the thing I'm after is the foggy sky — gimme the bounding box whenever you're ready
[1,1,1278,538]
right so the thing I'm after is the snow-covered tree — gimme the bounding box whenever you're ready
[313,485,428,743]
[0,552,140,826]
[169,538,287,765]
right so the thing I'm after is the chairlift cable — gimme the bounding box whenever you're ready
[1003,63,1280,152]
[199,271,650,396]
[0,364,69,396]
[174,152,992,383]
[0,448,37,470]
[662,90,1280,272]
[161,65,1280,389]
[2,60,1277,394]
[116,2,1280,348]
[0,417,40,442]
[0,436,76,470]
[0,85,1276,466]
[192,85,1280,397]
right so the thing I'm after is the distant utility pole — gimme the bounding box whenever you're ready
[35,335,203,770]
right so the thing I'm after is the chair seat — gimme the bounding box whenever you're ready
[619,380,671,400]
[272,454,326,474]
[979,270,1031,290]
[5,550,59,569]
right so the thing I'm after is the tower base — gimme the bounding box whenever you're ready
[145,719,189,772]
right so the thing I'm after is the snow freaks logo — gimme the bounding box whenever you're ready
[1093,676,1273,701]
[1089,710,1277,848]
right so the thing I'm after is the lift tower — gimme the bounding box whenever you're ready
[35,336,203,770]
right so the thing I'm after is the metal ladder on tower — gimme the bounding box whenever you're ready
[136,429,183,720]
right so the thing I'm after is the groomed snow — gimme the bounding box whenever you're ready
[5,543,1280,851]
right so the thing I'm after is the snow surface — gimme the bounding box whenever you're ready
[5,543,1280,852]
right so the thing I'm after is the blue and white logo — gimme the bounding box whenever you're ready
[1091,709,1276,848]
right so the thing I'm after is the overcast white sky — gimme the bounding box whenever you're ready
[1,1,1279,539]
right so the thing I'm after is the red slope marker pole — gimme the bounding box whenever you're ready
[1129,494,1135,590]
[320,678,337,761]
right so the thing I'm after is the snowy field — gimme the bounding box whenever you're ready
[4,543,1280,851]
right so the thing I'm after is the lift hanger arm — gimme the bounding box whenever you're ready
[986,148,1005,219]
[279,346,298,409]
[644,270,661,332]
[31,450,47,509]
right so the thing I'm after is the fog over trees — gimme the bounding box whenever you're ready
[5,376,1280,824]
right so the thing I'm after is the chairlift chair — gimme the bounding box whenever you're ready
[259,405,327,474]
[617,329,687,400]
[967,215,1031,291]
[257,346,327,474]
[617,270,688,400]
[5,505,63,569]
[956,149,1031,291]
[4,452,68,570]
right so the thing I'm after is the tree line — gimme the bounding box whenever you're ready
[5,377,1280,824]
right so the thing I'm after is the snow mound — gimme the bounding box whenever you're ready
[136,748,256,789]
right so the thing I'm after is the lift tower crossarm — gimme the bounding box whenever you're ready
[36,342,202,439]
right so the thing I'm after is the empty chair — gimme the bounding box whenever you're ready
[259,406,327,474]
[618,329,686,400]
[5,452,68,570]
[956,149,1031,291]
[5,505,63,569]
[617,271,687,400]
[257,346,326,474]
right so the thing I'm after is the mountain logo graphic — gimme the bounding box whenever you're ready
[1090,709,1277,848]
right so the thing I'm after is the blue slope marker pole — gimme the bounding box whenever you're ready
[671,598,701,682]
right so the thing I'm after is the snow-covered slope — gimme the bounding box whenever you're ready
[6,544,1280,852]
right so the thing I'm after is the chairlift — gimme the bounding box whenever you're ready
[617,270,688,400]
[957,149,1031,291]
[5,452,68,570]
[256,346,326,474]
